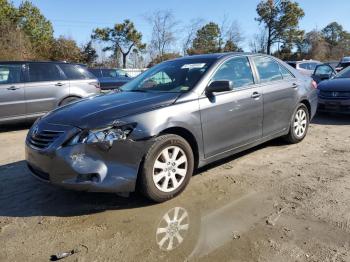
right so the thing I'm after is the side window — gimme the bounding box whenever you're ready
[28,63,64,82]
[299,63,309,70]
[279,64,294,79]
[253,56,283,83]
[212,57,254,88]
[102,69,117,78]
[88,68,102,78]
[0,64,22,84]
[308,63,318,71]
[117,69,129,77]
[59,64,94,80]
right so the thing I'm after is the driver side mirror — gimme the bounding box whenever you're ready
[206,80,232,95]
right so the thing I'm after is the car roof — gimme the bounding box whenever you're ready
[167,52,259,63]
[286,60,321,64]
[0,61,84,65]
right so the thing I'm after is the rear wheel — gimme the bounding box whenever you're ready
[139,134,194,202]
[284,104,310,144]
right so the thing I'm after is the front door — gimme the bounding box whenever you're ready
[199,56,263,158]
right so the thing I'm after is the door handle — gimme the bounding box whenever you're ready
[7,86,19,91]
[292,83,299,89]
[55,82,65,86]
[251,92,261,99]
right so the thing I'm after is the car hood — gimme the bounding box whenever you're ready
[318,78,350,92]
[43,91,180,129]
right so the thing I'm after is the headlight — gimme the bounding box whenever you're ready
[68,123,135,146]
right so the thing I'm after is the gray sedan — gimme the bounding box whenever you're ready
[25,53,318,202]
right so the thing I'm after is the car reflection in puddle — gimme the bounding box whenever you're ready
[147,192,275,260]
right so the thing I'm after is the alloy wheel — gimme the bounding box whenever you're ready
[152,146,188,193]
[294,108,307,138]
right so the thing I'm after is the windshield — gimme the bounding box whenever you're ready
[335,66,350,79]
[121,58,215,93]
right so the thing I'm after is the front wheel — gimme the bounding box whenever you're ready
[284,104,310,144]
[139,134,194,202]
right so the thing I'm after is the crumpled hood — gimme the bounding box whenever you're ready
[318,78,350,92]
[43,91,180,129]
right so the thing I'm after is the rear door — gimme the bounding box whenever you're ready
[0,63,25,121]
[24,63,69,116]
[251,56,299,136]
[59,63,99,96]
[199,56,263,158]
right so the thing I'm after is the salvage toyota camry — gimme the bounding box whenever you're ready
[26,53,318,202]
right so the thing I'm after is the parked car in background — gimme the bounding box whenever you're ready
[0,61,100,124]
[335,56,350,72]
[88,68,132,91]
[286,60,322,76]
[26,53,318,202]
[313,64,350,114]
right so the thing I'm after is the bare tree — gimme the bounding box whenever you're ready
[225,21,244,47]
[146,10,179,60]
[182,18,205,55]
[249,28,268,53]
[217,15,244,52]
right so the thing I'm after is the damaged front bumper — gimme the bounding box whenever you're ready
[25,122,153,193]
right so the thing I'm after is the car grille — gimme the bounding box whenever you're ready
[28,129,64,149]
[319,91,350,99]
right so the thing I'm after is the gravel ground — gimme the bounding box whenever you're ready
[0,113,350,262]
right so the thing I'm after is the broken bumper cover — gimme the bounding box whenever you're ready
[25,131,153,193]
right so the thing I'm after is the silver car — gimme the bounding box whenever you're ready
[25,53,318,202]
[0,61,100,124]
[287,60,322,76]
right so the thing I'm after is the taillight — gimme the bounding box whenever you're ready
[311,80,317,89]
[89,81,100,89]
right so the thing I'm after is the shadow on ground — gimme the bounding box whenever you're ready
[312,112,350,126]
[0,122,33,133]
[0,161,150,218]
[0,138,285,218]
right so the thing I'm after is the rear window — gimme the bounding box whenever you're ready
[59,64,95,80]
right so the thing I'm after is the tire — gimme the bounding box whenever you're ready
[139,134,194,202]
[59,96,80,106]
[284,103,310,144]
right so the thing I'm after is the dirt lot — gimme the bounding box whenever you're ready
[0,114,350,262]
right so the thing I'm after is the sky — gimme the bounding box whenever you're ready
[11,0,350,51]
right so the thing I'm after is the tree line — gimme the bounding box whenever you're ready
[0,0,349,68]
[0,0,97,64]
